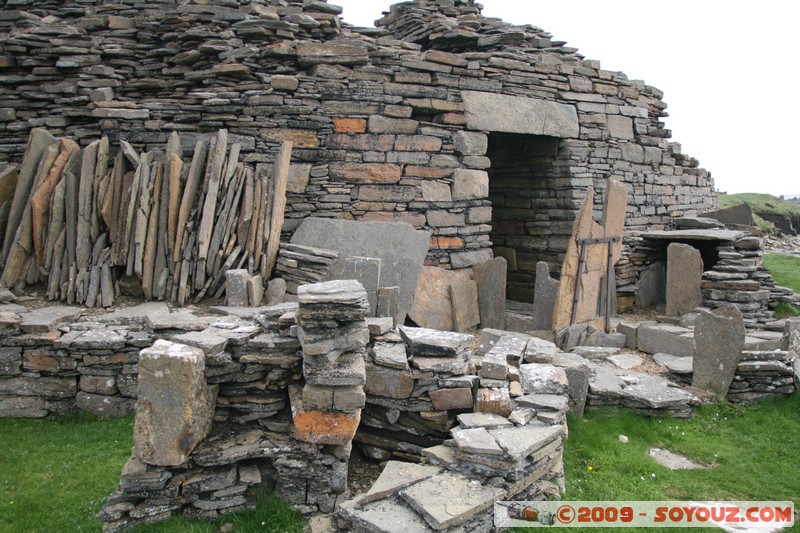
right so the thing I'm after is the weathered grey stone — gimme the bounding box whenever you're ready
[409,266,471,331]
[376,286,403,326]
[489,424,563,461]
[170,330,229,357]
[453,131,488,156]
[247,275,264,307]
[451,427,503,455]
[0,376,77,399]
[365,362,414,399]
[339,496,431,533]
[18,306,82,333]
[456,412,512,430]
[362,461,442,504]
[607,354,643,370]
[372,341,408,370]
[450,168,489,200]
[637,323,694,357]
[653,353,693,375]
[782,317,800,353]
[524,336,560,363]
[462,91,580,138]
[704,203,753,227]
[635,262,666,309]
[0,396,48,418]
[474,257,507,330]
[400,471,505,530]
[589,367,700,416]
[429,387,474,410]
[134,340,214,467]
[449,279,480,332]
[331,256,382,317]
[558,323,588,352]
[225,269,250,306]
[70,329,127,351]
[666,243,703,316]
[617,322,638,350]
[366,317,394,337]
[480,351,508,380]
[399,326,472,357]
[77,392,135,417]
[584,331,627,349]
[531,262,559,330]
[649,448,709,470]
[411,355,469,374]
[561,365,589,417]
[266,278,287,306]
[692,305,745,396]
[519,364,569,395]
[291,218,430,319]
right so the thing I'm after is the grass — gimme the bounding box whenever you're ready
[0,414,134,533]
[0,414,306,533]
[719,192,800,218]
[764,253,800,318]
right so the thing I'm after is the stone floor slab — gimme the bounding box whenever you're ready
[362,461,442,504]
[400,471,506,530]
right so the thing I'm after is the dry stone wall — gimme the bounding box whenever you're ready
[0,0,716,297]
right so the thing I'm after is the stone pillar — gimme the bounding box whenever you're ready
[692,305,745,396]
[666,243,703,316]
[782,317,800,353]
[293,280,369,446]
[133,340,214,466]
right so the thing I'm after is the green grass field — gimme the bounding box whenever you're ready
[719,192,800,218]
[763,254,800,317]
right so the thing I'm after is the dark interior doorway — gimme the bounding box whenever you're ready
[487,133,572,302]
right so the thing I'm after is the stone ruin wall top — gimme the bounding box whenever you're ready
[0,0,717,272]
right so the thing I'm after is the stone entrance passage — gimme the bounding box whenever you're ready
[488,134,570,302]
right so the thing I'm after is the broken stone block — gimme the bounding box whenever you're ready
[666,243,703,316]
[783,317,800,353]
[456,412,513,430]
[637,323,694,357]
[361,461,442,504]
[18,306,82,333]
[247,274,264,307]
[480,351,508,380]
[400,471,505,530]
[489,424,564,462]
[225,269,250,307]
[265,278,287,306]
[134,340,214,467]
[293,409,361,446]
[429,387,473,411]
[475,387,513,417]
[371,341,408,370]
[399,326,472,357]
[365,362,414,399]
[473,257,507,330]
[692,305,745,396]
[519,363,569,395]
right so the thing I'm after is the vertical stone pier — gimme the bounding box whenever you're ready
[290,280,370,508]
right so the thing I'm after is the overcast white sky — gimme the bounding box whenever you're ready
[335,0,800,198]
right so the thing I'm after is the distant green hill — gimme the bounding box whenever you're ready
[719,193,800,234]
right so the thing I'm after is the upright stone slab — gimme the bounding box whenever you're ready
[553,181,628,331]
[635,262,666,309]
[225,269,249,306]
[782,317,800,353]
[134,340,214,466]
[376,286,402,326]
[692,305,745,396]
[408,266,471,331]
[331,256,382,317]
[666,243,703,316]
[290,218,430,319]
[532,261,559,330]
[473,257,507,330]
[449,279,480,333]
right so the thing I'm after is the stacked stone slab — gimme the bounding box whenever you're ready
[274,242,339,294]
[0,0,718,301]
[293,279,369,447]
[0,128,293,305]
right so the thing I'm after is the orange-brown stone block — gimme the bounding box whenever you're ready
[293,409,361,445]
[475,387,513,417]
[333,118,367,133]
[430,236,465,250]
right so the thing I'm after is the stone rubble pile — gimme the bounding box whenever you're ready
[0,127,293,306]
